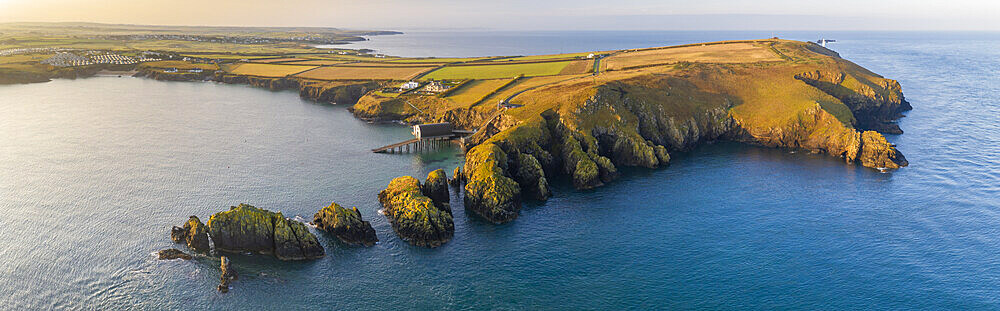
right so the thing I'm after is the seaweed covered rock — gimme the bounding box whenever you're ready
[560,134,604,190]
[157,248,192,260]
[207,204,324,260]
[170,216,210,253]
[422,169,450,209]
[378,176,454,247]
[653,145,671,166]
[858,131,909,169]
[449,166,463,187]
[515,153,551,201]
[312,202,378,246]
[273,215,325,260]
[218,256,237,293]
[463,143,522,223]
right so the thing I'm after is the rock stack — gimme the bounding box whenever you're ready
[217,256,238,293]
[378,176,454,247]
[312,202,378,246]
[207,204,325,260]
[170,216,210,253]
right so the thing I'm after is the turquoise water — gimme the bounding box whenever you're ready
[1,32,999,310]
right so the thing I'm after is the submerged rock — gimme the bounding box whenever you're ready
[170,216,210,253]
[312,202,378,246]
[157,248,192,260]
[207,204,325,260]
[378,176,454,247]
[422,169,450,209]
[218,256,238,293]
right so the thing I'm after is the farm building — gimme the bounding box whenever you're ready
[412,122,454,140]
[424,81,451,93]
[400,81,419,91]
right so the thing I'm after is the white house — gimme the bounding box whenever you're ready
[587,53,596,59]
[399,81,420,91]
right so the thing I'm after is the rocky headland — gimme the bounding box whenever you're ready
[358,40,911,224]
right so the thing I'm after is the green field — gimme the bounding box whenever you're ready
[421,61,573,80]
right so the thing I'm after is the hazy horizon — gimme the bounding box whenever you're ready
[2,0,999,31]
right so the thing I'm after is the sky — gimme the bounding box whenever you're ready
[1,0,999,31]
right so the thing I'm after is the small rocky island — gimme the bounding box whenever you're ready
[312,202,379,246]
[379,172,455,247]
[208,204,325,260]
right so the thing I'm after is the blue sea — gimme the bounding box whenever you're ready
[1,31,998,310]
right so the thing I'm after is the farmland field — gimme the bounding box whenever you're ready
[494,52,594,62]
[388,57,491,63]
[558,60,594,75]
[227,63,317,77]
[602,42,781,70]
[284,59,351,65]
[421,61,573,80]
[250,57,308,63]
[444,79,512,104]
[0,54,53,64]
[484,74,590,104]
[294,65,434,80]
[140,60,219,70]
[335,62,444,67]
[180,54,276,60]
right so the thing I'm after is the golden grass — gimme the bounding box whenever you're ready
[445,79,511,104]
[294,65,434,80]
[484,74,590,105]
[388,57,489,63]
[250,58,308,63]
[495,52,594,62]
[603,42,782,71]
[140,60,219,71]
[0,54,53,64]
[558,60,594,75]
[180,54,275,60]
[421,61,573,80]
[335,62,443,68]
[227,63,317,77]
[283,59,351,65]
